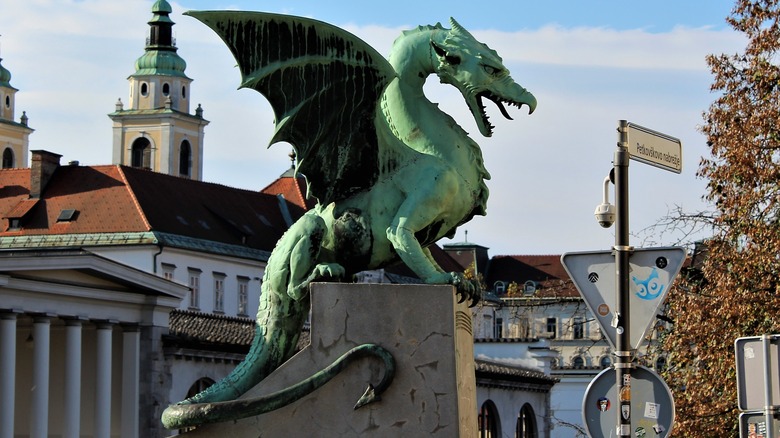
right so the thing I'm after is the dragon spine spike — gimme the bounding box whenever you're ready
[449,17,475,39]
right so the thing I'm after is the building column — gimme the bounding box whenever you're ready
[63,319,84,438]
[0,312,19,438]
[121,325,140,438]
[95,322,114,438]
[30,316,51,438]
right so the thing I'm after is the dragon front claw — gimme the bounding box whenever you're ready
[448,272,481,307]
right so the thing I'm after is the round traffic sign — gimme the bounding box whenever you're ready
[582,365,674,438]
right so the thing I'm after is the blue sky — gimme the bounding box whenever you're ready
[0,0,743,256]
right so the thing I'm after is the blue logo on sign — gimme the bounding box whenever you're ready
[632,268,664,300]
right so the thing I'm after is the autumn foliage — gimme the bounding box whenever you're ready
[661,0,780,434]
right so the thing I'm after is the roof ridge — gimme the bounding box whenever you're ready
[116,166,153,231]
[119,164,274,196]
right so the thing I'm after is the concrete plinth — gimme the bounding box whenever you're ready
[178,283,477,437]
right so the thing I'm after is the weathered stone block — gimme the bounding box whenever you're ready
[177,283,476,437]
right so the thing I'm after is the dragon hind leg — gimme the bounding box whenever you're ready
[164,212,331,408]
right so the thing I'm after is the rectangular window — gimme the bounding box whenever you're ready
[573,316,585,339]
[237,277,249,316]
[214,273,225,313]
[494,317,503,339]
[161,263,176,280]
[546,317,557,339]
[188,269,201,309]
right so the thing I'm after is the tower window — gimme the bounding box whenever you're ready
[140,82,149,97]
[179,140,192,177]
[2,148,14,168]
[162,83,170,96]
[131,137,152,169]
[4,95,9,108]
[181,85,187,99]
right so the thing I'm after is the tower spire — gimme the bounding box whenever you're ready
[108,1,208,180]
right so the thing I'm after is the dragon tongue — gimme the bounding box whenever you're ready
[493,99,513,120]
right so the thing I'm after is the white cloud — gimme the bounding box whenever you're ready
[477,25,745,71]
[0,4,745,254]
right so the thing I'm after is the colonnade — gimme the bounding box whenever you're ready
[0,311,142,438]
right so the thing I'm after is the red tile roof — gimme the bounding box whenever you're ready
[0,164,304,252]
[486,254,578,298]
[260,169,317,210]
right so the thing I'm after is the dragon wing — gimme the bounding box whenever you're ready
[186,11,397,205]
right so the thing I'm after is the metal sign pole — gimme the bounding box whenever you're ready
[762,334,775,437]
[615,120,634,436]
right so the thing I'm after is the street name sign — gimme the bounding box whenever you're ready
[583,365,675,438]
[625,122,682,174]
[561,247,686,350]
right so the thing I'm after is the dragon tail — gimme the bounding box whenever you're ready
[177,288,309,405]
[162,213,326,427]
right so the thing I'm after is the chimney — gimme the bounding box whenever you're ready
[30,150,62,198]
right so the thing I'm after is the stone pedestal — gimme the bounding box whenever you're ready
[179,283,477,437]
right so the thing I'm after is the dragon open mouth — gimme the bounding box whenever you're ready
[475,90,535,136]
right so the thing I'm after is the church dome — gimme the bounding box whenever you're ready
[151,0,173,14]
[133,50,188,78]
[0,58,13,88]
[131,0,190,79]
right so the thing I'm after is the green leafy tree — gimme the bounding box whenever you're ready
[661,0,780,434]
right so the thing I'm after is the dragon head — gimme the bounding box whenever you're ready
[431,18,537,137]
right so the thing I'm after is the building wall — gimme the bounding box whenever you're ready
[548,373,596,436]
[90,245,265,318]
[477,386,550,437]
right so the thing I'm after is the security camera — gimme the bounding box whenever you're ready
[594,175,616,228]
[594,202,616,228]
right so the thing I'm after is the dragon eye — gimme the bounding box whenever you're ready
[482,64,500,76]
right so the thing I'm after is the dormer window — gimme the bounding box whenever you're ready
[523,280,537,296]
[494,281,506,294]
[57,209,78,222]
[7,218,21,230]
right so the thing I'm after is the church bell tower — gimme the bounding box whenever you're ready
[109,0,209,180]
[0,56,33,168]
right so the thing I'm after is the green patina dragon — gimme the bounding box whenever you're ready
[162,11,536,429]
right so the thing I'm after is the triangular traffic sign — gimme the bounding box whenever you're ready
[561,247,686,350]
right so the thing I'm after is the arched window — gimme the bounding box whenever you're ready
[140,82,149,97]
[185,377,215,399]
[572,356,585,368]
[179,140,192,177]
[2,148,14,168]
[162,83,170,96]
[516,403,537,438]
[180,378,215,432]
[131,137,152,169]
[600,355,613,368]
[479,400,500,438]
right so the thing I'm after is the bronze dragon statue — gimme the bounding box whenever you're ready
[162,11,536,429]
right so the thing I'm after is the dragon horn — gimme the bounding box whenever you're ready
[449,17,475,39]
